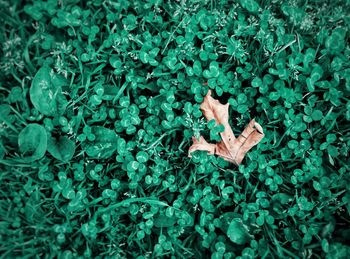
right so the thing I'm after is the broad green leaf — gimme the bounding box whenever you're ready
[154,214,177,228]
[18,124,47,162]
[47,136,76,162]
[227,218,252,245]
[30,65,68,116]
[83,126,118,159]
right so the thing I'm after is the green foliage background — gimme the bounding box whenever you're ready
[0,0,350,258]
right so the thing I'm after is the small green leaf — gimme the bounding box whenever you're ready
[127,161,139,171]
[193,61,202,76]
[311,110,323,121]
[164,56,177,70]
[311,64,323,82]
[149,47,160,57]
[237,93,247,104]
[251,77,262,87]
[269,92,280,101]
[110,55,122,68]
[256,215,264,226]
[322,239,329,253]
[139,52,149,64]
[240,0,260,13]
[136,151,149,163]
[304,48,315,65]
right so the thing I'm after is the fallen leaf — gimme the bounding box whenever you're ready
[188,90,264,165]
[188,136,216,155]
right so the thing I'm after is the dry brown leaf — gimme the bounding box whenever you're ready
[188,136,216,155]
[188,90,264,165]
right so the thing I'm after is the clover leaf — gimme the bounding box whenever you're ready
[306,64,323,92]
[203,61,220,79]
[325,28,346,55]
[240,0,260,13]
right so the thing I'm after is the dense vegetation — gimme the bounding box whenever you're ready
[0,0,349,258]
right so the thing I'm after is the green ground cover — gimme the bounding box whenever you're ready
[0,0,350,258]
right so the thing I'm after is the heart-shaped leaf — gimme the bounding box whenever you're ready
[164,56,177,70]
[203,61,220,78]
[47,136,76,162]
